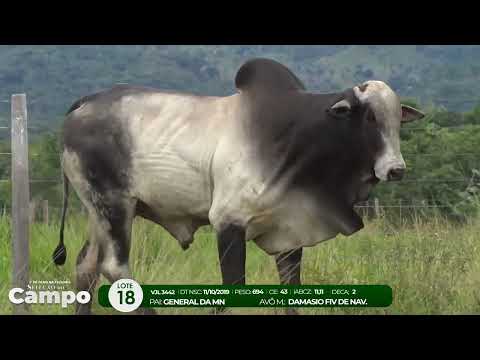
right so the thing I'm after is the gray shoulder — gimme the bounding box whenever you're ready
[234,58,306,93]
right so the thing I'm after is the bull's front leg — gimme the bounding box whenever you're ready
[212,224,246,315]
[217,224,246,284]
[275,247,303,315]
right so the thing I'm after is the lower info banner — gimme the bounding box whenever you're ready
[98,284,392,308]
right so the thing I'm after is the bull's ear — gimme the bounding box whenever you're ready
[328,99,351,117]
[401,104,425,123]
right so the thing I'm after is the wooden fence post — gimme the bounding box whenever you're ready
[42,199,49,225]
[29,200,36,224]
[374,198,380,218]
[399,199,403,221]
[11,93,30,314]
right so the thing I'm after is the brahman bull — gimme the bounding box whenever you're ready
[52,58,424,315]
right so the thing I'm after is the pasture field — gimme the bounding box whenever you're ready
[1,213,480,315]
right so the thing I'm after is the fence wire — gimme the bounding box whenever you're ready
[1,96,480,217]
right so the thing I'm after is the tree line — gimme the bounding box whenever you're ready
[1,45,480,133]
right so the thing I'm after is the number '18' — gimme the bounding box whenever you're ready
[117,290,135,304]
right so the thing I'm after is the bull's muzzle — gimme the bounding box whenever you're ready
[386,167,405,181]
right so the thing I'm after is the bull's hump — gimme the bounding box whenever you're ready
[235,58,306,93]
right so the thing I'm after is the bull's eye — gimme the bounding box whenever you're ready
[367,111,376,124]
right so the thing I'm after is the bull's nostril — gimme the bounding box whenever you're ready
[387,168,405,181]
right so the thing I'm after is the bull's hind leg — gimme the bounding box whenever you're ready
[93,196,156,315]
[275,247,303,315]
[75,237,99,315]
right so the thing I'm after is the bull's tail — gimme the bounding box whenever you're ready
[52,172,69,266]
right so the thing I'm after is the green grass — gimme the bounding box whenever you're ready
[1,213,480,315]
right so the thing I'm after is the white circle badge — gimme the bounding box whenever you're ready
[108,279,143,313]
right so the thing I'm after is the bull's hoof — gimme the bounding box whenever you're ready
[75,305,93,315]
[210,306,229,315]
[284,308,300,315]
[136,307,157,315]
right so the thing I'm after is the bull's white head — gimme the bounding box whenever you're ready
[350,80,424,181]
